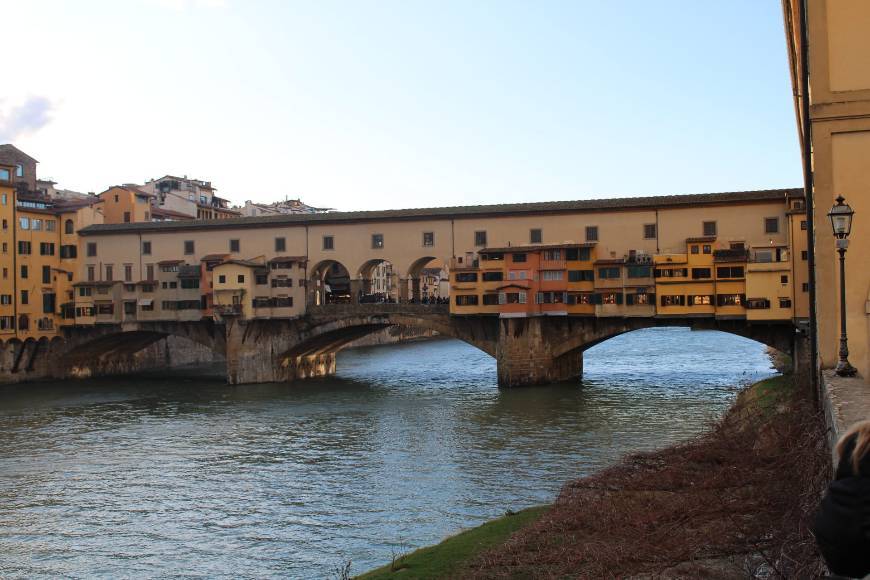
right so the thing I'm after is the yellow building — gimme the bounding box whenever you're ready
[783,0,870,377]
[0,163,16,339]
[98,185,154,224]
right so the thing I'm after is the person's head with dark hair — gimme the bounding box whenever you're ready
[814,420,870,578]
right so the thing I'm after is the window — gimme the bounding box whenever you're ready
[626,265,651,278]
[688,295,713,306]
[184,240,195,255]
[87,242,97,257]
[46,220,56,232]
[542,271,563,281]
[18,315,29,331]
[19,217,29,230]
[42,265,51,284]
[237,274,245,283]
[15,164,23,177]
[423,232,434,246]
[229,239,240,253]
[474,231,487,246]
[256,273,268,285]
[530,228,542,244]
[455,295,479,306]
[180,278,200,289]
[1,268,6,279]
[779,298,792,308]
[764,217,779,234]
[142,241,151,255]
[105,265,113,281]
[800,220,807,231]
[802,283,809,292]
[39,242,55,256]
[643,224,657,239]
[32,219,42,231]
[565,247,591,261]
[717,294,744,306]
[780,275,789,284]
[654,267,688,278]
[87,265,95,282]
[598,267,620,279]
[660,295,686,307]
[568,270,594,282]
[627,292,652,306]
[125,264,133,282]
[691,245,699,255]
[702,221,717,236]
[567,293,593,305]
[746,298,771,310]
[691,268,711,279]
[65,219,74,234]
[146,264,154,280]
[218,275,226,284]
[585,226,598,242]
[716,266,744,278]
[482,271,503,282]
[275,237,286,252]
[124,301,136,315]
[508,270,528,280]
[20,265,27,279]
[17,241,31,255]
[512,253,527,263]
[322,236,334,250]
[542,249,562,261]
[0,169,8,181]
[702,244,712,254]
[20,290,28,305]
[123,211,131,223]
[0,295,9,305]
[501,292,527,305]
[482,294,500,305]
[801,250,808,260]
[1,219,6,230]
[270,278,293,288]
[455,272,478,283]
[371,234,384,249]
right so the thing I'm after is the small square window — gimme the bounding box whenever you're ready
[87,242,97,257]
[764,217,779,234]
[323,236,334,250]
[184,240,195,255]
[780,275,788,284]
[530,228,542,244]
[237,274,245,283]
[275,237,286,252]
[142,241,151,255]
[372,234,384,249]
[422,232,434,247]
[691,245,699,255]
[702,221,717,237]
[802,283,809,292]
[229,239,240,253]
[800,220,807,231]
[801,250,808,260]
[585,226,598,242]
[702,245,712,254]
[474,231,487,246]
[643,224,656,239]
[218,275,226,283]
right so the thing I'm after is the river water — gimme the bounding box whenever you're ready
[0,327,776,578]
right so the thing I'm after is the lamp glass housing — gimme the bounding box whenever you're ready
[828,196,854,240]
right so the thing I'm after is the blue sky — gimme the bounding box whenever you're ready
[1,0,800,210]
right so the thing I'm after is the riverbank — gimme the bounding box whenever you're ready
[359,374,829,579]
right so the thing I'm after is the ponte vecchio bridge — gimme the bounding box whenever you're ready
[3,188,812,386]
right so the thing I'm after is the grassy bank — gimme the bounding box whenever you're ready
[356,374,829,579]
[357,506,548,580]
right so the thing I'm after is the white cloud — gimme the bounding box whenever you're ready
[0,96,54,143]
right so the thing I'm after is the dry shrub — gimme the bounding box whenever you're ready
[464,379,830,579]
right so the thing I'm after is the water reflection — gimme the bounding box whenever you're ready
[0,328,775,578]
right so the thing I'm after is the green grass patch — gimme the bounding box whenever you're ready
[356,506,548,580]
[736,374,793,415]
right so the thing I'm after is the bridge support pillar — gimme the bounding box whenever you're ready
[496,317,583,387]
[792,330,814,393]
[350,279,364,304]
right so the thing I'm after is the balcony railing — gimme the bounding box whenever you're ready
[713,249,749,262]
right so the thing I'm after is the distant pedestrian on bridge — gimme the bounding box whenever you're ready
[814,420,870,578]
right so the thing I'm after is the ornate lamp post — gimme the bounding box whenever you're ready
[828,195,857,377]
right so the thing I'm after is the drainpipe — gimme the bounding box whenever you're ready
[798,0,819,396]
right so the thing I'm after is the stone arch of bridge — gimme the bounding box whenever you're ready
[405,255,448,302]
[355,258,400,302]
[549,318,796,363]
[308,259,352,305]
[272,311,499,379]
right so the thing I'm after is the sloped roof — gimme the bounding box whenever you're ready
[79,188,803,236]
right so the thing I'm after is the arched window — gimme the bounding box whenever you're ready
[64,219,74,234]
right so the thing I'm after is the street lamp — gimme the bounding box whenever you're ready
[828,195,857,377]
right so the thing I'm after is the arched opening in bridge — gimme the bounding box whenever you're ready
[406,256,449,304]
[356,259,399,303]
[309,260,352,305]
